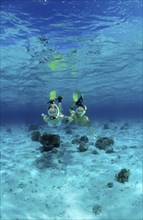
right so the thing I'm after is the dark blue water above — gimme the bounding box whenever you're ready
[1,0,143,123]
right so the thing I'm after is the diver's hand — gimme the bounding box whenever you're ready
[65,116,73,125]
[56,96,63,102]
[68,116,73,123]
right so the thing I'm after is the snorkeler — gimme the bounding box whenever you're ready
[41,90,72,127]
[68,90,96,138]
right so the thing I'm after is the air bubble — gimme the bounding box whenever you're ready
[39,0,48,5]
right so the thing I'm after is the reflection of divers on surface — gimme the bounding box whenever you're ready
[26,35,55,64]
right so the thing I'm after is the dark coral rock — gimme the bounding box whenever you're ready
[107,182,113,188]
[130,145,137,149]
[80,135,89,143]
[120,126,125,130]
[31,131,41,142]
[95,137,114,150]
[120,123,128,130]
[39,146,45,153]
[52,148,58,153]
[92,150,99,155]
[78,144,88,152]
[106,148,114,154]
[17,182,27,189]
[116,169,130,183]
[6,128,12,133]
[39,134,60,151]
[109,119,115,123]
[93,205,102,215]
[74,134,80,138]
[71,138,80,144]
[103,124,109,129]
[29,124,39,131]
[124,122,129,127]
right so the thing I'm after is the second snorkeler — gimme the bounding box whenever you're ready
[68,90,96,138]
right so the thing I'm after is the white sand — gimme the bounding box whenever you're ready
[1,120,142,220]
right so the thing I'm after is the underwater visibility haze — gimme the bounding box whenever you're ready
[0,0,143,219]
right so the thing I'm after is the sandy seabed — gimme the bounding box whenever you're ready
[1,120,143,220]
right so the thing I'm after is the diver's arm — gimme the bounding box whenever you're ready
[69,103,76,114]
[58,102,63,112]
[69,110,75,116]
[41,113,49,123]
[63,115,73,126]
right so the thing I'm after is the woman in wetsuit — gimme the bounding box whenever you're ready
[68,90,96,138]
[42,91,71,127]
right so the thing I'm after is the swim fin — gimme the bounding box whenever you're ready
[72,90,82,102]
[72,93,79,102]
[49,90,56,100]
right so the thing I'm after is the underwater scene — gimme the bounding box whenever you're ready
[1,0,143,219]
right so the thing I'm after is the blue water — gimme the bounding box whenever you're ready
[1,0,143,220]
[1,0,143,123]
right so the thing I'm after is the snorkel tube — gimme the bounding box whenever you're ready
[54,104,60,118]
[75,95,83,106]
